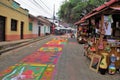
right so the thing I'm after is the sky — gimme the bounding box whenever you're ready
[15,0,65,18]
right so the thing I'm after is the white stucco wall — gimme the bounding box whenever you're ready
[32,20,51,36]
[41,26,45,34]
[40,25,50,34]
[32,21,38,35]
[45,26,50,33]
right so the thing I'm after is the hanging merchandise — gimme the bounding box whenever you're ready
[116,22,119,28]
[91,19,95,25]
[98,40,104,50]
[101,27,105,35]
[79,27,82,31]
[104,15,113,36]
[98,42,103,49]
[108,54,116,75]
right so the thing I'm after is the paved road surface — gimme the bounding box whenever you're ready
[54,38,120,80]
[0,36,53,72]
[0,36,120,80]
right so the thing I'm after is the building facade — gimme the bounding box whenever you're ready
[37,16,51,36]
[0,0,32,41]
[29,15,51,38]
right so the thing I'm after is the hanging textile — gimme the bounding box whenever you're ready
[104,15,113,36]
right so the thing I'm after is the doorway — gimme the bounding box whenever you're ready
[38,26,41,36]
[0,16,5,41]
[20,22,24,39]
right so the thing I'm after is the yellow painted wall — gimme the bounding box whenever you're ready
[0,0,32,40]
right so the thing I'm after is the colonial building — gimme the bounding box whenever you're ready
[29,14,40,38]
[37,16,52,36]
[0,0,31,41]
[29,15,52,38]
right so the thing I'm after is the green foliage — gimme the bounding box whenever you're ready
[58,0,110,24]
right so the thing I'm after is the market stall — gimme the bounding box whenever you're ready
[76,23,88,44]
[75,0,120,75]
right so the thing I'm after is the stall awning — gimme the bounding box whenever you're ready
[74,17,86,25]
[110,6,120,10]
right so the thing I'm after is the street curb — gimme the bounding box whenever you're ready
[0,35,51,55]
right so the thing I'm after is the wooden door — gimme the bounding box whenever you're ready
[20,22,24,39]
[38,26,41,36]
[0,16,5,41]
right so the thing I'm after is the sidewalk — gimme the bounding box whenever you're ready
[0,35,51,54]
[0,39,31,46]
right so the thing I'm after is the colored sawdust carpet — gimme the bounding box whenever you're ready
[0,37,67,80]
[43,44,64,48]
[39,47,62,52]
[46,38,67,45]
[0,63,47,80]
[21,52,62,64]
[41,65,55,80]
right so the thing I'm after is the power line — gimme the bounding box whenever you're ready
[15,0,53,17]
[38,0,52,11]
[19,1,44,15]
[32,0,53,16]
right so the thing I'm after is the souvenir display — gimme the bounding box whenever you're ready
[117,48,120,53]
[99,53,108,75]
[90,47,96,52]
[104,44,111,52]
[77,26,88,44]
[98,41,104,50]
[108,63,116,75]
[108,54,116,75]
[90,54,101,72]
[76,1,120,76]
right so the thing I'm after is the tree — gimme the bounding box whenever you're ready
[58,1,74,23]
[58,0,110,24]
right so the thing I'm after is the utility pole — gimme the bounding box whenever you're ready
[52,4,55,34]
[53,4,55,23]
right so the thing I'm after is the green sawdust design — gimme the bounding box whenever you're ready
[1,64,47,80]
